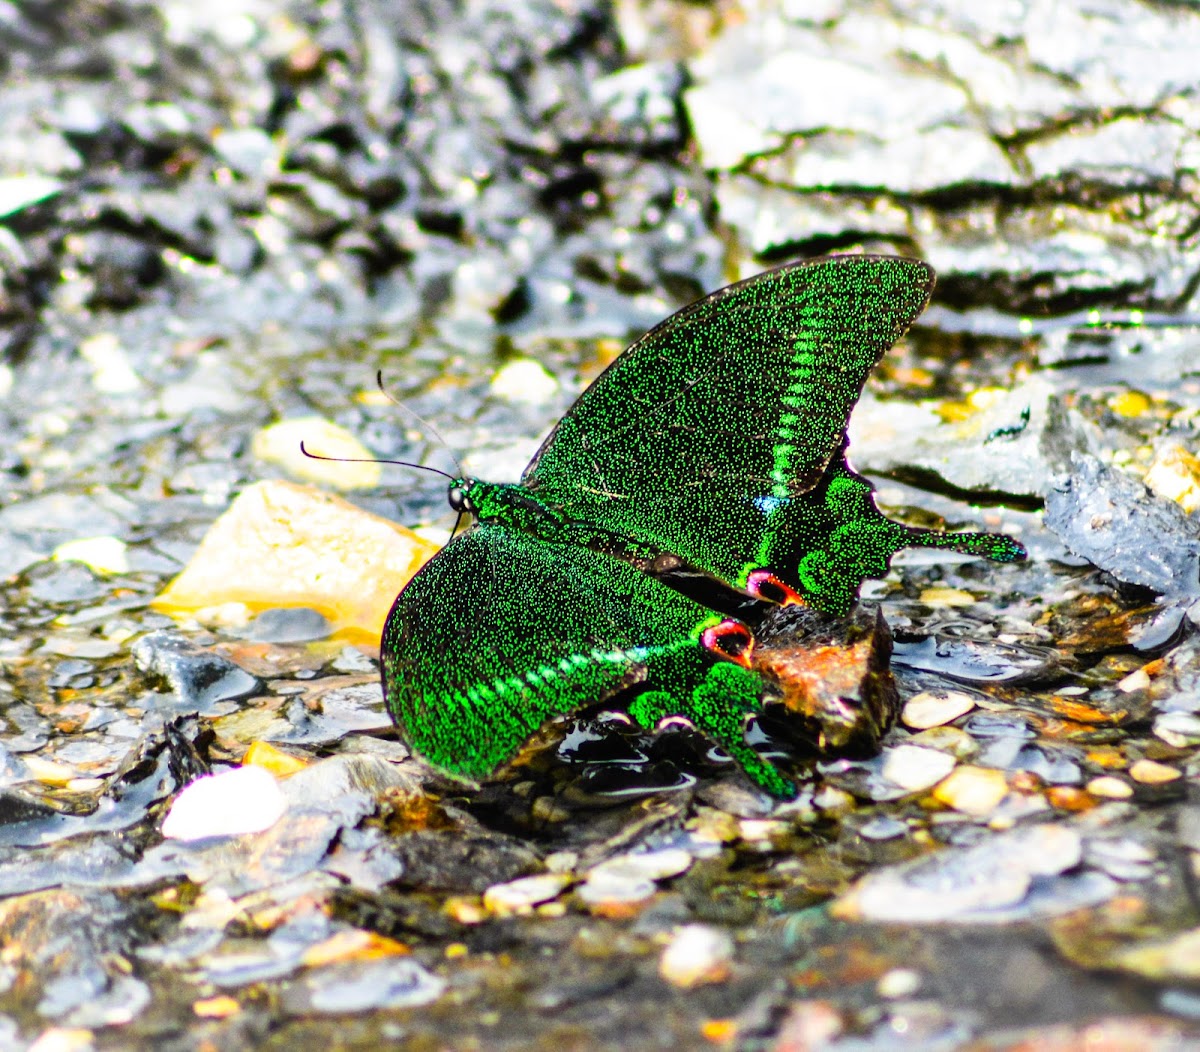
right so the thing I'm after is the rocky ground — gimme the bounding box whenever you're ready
[4,0,1200,1048]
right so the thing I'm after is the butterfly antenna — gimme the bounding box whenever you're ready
[375,369,465,478]
[299,441,456,481]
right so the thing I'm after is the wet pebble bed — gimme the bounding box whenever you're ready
[5,0,1200,1048]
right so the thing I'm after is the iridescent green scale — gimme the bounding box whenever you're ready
[381,255,1025,798]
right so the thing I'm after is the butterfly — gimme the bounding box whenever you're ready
[380,255,1025,799]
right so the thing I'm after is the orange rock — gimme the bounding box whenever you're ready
[153,480,438,642]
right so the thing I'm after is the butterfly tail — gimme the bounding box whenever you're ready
[905,527,1027,564]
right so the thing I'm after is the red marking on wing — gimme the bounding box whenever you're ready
[746,570,806,607]
[701,619,755,668]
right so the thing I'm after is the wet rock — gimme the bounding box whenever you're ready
[152,480,438,640]
[281,957,445,1014]
[1046,454,1200,600]
[132,631,261,712]
[0,889,146,1025]
[689,0,1200,313]
[241,607,332,644]
[753,604,898,752]
[834,824,1115,923]
[892,636,1059,686]
[849,379,1098,501]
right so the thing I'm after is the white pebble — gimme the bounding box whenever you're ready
[482,873,572,915]
[659,925,735,988]
[902,690,976,730]
[881,744,957,793]
[490,359,559,405]
[877,967,922,999]
[162,765,287,841]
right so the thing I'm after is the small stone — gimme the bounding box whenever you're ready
[932,765,1008,815]
[192,995,240,1019]
[482,873,572,916]
[252,417,381,490]
[51,537,129,576]
[1118,668,1152,693]
[1144,444,1200,513]
[1154,712,1200,748]
[881,744,957,793]
[918,587,978,608]
[907,726,979,760]
[812,786,855,813]
[858,815,907,841]
[1046,786,1096,812]
[1129,759,1181,784]
[1087,776,1134,799]
[877,968,921,999]
[0,175,63,218]
[27,1029,94,1052]
[162,765,288,841]
[577,869,657,917]
[659,925,734,988]
[589,848,693,882]
[242,741,309,778]
[902,690,977,730]
[78,333,141,393]
[490,358,559,405]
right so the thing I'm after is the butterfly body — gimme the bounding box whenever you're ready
[381,256,1025,799]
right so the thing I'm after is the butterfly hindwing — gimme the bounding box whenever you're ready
[381,522,792,795]
[520,256,936,603]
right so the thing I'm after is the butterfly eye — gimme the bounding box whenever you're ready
[701,620,755,667]
[448,486,472,513]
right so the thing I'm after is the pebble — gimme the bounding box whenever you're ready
[588,848,693,882]
[1144,443,1200,513]
[1154,712,1200,748]
[1087,776,1134,799]
[1129,759,1182,784]
[877,968,922,999]
[51,537,129,576]
[881,744,957,793]
[902,690,977,730]
[251,417,381,490]
[659,925,735,988]
[490,358,559,405]
[858,815,908,841]
[482,873,572,916]
[0,174,63,217]
[576,870,657,916]
[78,333,141,394]
[834,825,1089,923]
[162,765,288,841]
[918,587,978,608]
[153,480,437,639]
[242,741,309,778]
[1118,668,1152,693]
[932,765,1008,815]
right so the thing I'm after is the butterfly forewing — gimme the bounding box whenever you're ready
[520,256,934,590]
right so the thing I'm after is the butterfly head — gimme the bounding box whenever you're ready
[448,479,477,515]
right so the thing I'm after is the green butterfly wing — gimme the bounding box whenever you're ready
[381,521,793,797]
[522,255,1022,612]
